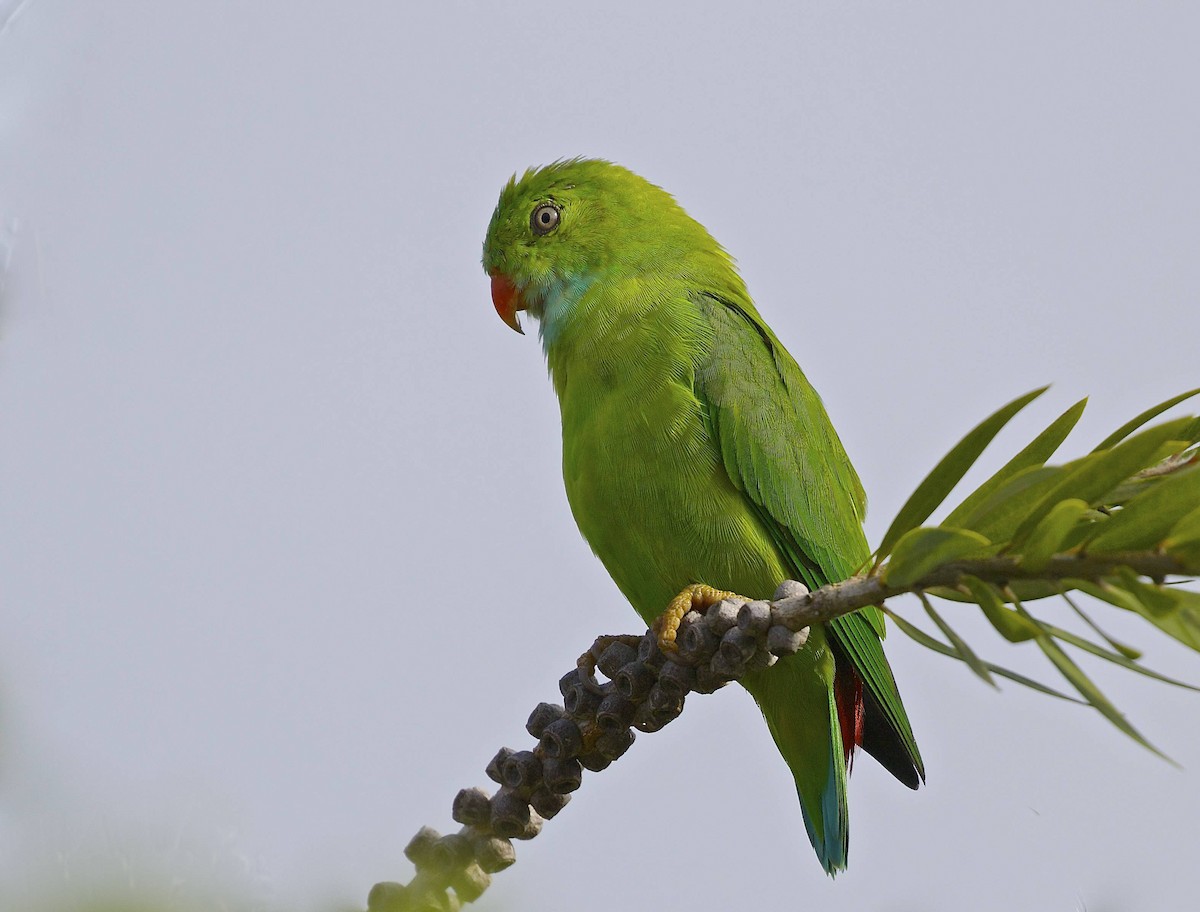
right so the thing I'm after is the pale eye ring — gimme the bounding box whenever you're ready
[530,203,560,235]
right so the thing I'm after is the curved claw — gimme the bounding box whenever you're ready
[656,583,741,653]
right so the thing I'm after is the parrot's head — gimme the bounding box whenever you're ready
[481,158,712,335]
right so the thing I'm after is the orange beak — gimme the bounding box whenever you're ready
[490,273,525,335]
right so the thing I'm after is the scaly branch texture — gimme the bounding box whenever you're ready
[367,581,810,912]
[365,390,1200,911]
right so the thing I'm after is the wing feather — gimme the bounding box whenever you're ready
[693,292,924,785]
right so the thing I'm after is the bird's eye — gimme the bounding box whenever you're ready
[530,203,560,235]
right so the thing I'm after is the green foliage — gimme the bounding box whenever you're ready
[960,575,1041,642]
[875,389,1200,754]
[875,387,1048,563]
[1090,387,1200,452]
[918,591,994,686]
[942,397,1088,528]
[883,528,991,587]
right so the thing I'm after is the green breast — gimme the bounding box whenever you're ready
[547,286,788,625]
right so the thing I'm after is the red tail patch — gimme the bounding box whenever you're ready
[834,663,865,771]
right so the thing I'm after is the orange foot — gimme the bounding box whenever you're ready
[652,583,744,654]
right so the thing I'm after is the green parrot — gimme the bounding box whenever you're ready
[482,159,923,874]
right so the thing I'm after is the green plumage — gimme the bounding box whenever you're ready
[483,159,923,873]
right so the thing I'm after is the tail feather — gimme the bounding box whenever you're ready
[828,633,925,790]
[742,631,849,875]
[829,613,925,788]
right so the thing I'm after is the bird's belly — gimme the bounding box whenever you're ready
[561,387,787,626]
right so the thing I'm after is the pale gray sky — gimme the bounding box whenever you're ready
[2,3,1199,911]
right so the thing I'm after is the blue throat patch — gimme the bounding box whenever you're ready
[536,273,596,352]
